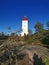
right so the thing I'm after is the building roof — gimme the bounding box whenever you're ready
[23,16,28,20]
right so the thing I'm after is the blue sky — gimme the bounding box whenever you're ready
[0,0,49,33]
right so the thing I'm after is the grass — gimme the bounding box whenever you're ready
[44,57,49,65]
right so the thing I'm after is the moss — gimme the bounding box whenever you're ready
[45,57,49,65]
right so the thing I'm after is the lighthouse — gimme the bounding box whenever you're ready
[21,16,28,36]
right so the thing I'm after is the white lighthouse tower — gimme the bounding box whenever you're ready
[21,16,28,36]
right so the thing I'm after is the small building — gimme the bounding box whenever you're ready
[21,16,28,36]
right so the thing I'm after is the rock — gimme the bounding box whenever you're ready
[0,41,49,65]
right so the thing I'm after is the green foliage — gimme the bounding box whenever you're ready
[24,34,33,44]
[45,58,49,65]
[24,34,29,41]
[37,58,45,65]
[23,28,49,46]
[34,22,43,33]
[41,30,49,48]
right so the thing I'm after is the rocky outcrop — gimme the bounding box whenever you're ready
[0,42,49,65]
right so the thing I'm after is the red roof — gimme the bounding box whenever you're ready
[23,16,28,20]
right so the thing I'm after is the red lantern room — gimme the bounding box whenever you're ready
[23,16,28,20]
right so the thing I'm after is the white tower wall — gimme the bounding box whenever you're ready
[21,17,28,36]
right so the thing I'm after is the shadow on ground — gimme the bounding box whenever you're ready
[33,53,45,65]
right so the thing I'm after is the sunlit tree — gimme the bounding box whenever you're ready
[34,22,43,33]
